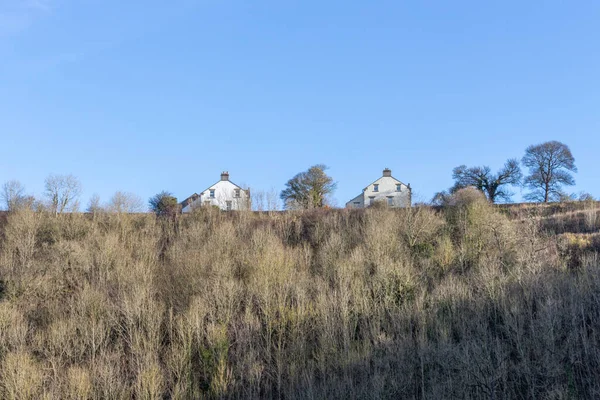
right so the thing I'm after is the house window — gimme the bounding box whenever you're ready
[387,197,394,206]
[373,184,379,192]
[234,189,241,198]
[209,189,215,198]
[396,184,402,192]
[226,201,232,211]
[369,196,375,206]
[353,201,361,208]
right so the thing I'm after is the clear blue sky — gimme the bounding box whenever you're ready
[1,0,599,208]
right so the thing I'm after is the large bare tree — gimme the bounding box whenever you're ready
[522,141,577,202]
[44,174,82,214]
[280,164,336,210]
[1,180,31,211]
[451,159,522,203]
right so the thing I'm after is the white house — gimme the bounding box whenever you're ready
[181,172,251,212]
[346,168,411,208]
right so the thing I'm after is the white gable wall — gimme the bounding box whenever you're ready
[199,180,250,211]
[362,176,410,207]
[181,173,251,213]
[345,170,411,208]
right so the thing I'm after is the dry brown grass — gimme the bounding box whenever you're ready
[0,200,599,399]
[498,200,600,234]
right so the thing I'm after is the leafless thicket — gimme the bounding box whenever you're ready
[0,193,599,399]
[44,174,82,215]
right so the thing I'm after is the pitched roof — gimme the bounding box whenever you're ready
[199,179,246,194]
[179,193,200,207]
[345,192,363,206]
[346,171,411,204]
[363,174,407,191]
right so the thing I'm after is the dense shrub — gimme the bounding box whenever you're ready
[0,206,598,398]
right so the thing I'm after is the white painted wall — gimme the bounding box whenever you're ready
[363,176,410,207]
[181,174,251,213]
[345,172,411,208]
[346,193,364,208]
[198,180,250,211]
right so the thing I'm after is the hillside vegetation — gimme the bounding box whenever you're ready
[0,193,599,399]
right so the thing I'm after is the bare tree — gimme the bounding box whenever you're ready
[577,192,595,202]
[107,191,145,213]
[44,174,82,214]
[252,188,281,212]
[252,190,266,212]
[522,141,577,202]
[86,193,103,214]
[280,165,336,210]
[266,188,281,212]
[451,159,522,203]
[1,180,29,211]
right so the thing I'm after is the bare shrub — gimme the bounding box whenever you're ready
[397,206,444,257]
[0,206,598,398]
[443,187,521,272]
[0,303,28,352]
[65,366,93,400]
[106,191,145,213]
[1,208,42,277]
[1,351,45,399]
[86,193,103,215]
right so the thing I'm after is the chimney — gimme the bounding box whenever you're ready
[383,168,392,177]
[221,171,229,181]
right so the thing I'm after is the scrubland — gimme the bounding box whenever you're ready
[0,192,599,399]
